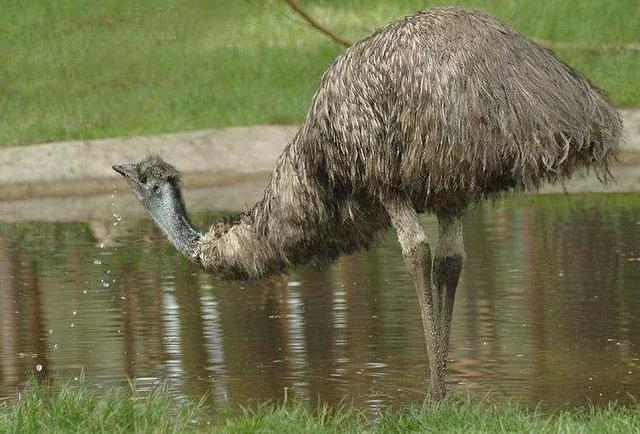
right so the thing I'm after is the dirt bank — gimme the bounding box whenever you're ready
[0,124,298,200]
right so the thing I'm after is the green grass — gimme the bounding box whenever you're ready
[0,381,205,434]
[1,0,638,147]
[2,381,640,433]
[490,191,640,212]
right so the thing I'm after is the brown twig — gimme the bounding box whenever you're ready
[281,2,638,53]
[282,0,352,47]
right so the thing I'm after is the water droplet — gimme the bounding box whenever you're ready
[73,310,77,316]
[48,329,53,334]
[73,377,78,381]
[53,344,59,351]
[82,289,88,294]
[70,323,75,328]
[93,259,102,265]
[36,364,43,372]
[288,281,301,287]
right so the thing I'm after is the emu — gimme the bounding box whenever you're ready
[113,8,622,399]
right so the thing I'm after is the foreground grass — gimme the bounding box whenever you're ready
[2,382,640,433]
[2,0,638,147]
[0,382,204,434]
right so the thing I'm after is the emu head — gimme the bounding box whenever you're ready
[113,155,201,258]
[112,155,186,220]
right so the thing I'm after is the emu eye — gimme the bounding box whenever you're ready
[152,185,160,193]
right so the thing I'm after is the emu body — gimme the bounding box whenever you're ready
[114,8,622,400]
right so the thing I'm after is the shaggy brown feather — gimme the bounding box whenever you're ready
[194,7,621,279]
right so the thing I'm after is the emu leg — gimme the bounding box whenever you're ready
[383,198,444,400]
[433,214,465,384]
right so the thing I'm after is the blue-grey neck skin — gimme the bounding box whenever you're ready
[146,184,201,261]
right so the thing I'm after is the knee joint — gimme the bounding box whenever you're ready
[397,229,428,255]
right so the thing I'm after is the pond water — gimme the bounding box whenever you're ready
[0,193,639,411]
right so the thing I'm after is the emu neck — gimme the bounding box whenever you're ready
[196,135,338,279]
[148,191,201,260]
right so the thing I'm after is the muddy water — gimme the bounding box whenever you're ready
[0,193,639,411]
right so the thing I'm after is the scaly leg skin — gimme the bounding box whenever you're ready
[384,197,445,400]
[433,214,465,386]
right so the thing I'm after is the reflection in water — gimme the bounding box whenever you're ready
[24,258,49,384]
[0,194,639,409]
[0,239,20,392]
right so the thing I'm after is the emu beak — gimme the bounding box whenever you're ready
[113,163,144,200]
[112,164,137,180]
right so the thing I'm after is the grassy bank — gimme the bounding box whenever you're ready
[2,382,640,433]
[2,0,638,147]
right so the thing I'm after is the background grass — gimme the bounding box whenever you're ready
[1,0,638,147]
[2,381,640,433]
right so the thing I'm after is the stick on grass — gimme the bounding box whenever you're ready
[282,0,352,47]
